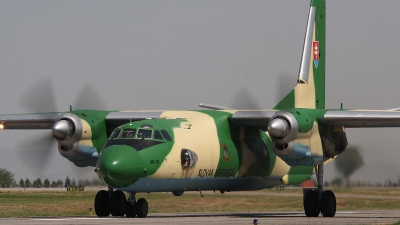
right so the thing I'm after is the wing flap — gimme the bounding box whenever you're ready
[319,110,400,127]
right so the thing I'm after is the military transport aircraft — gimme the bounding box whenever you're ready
[0,0,399,218]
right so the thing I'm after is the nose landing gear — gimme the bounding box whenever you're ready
[125,192,148,218]
[94,188,148,218]
[303,163,336,217]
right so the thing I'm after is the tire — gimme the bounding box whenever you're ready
[94,190,110,217]
[136,198,148,218]
[110,190,126,216]
[304,190,320,217]
[320,190,336,217]
[125,201,137,218]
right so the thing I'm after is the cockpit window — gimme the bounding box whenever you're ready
[161,129,172,141]
[120,128,137,139]
[154,130,163,140]
[137,129,152,139]
[109,129,121,140]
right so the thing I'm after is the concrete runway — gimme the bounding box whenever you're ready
[0,210,399,225]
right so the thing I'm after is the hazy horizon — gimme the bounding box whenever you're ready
[0,0,400,184]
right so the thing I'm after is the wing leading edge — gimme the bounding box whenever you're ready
[2,109,400,130]
[0,113,62,129]
[319,110,400,128]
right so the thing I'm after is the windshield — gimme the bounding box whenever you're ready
[137,129,152,139]
[109,129,121,139]
[120,128,137,139]
[161,129,172,141]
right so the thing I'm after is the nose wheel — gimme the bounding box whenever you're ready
[303,163,336,217]
[94,188,148,218]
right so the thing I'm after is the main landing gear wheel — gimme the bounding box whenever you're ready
[304,190,320,217]
[303,163,337,217]
[94,190,110,217]
[125,201,137,218]
[320,190,336,217]
[136,198,148,218]
[110,190,126,216]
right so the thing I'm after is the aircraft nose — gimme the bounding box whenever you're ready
[98,145,144,188]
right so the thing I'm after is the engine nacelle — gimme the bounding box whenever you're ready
[268,110,326,167]
[268,111,298,156]
[52,113,98,167]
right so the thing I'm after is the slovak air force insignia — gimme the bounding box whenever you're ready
[220,144,230,162]
[313,41,319,68]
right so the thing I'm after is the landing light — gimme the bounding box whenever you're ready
[0,123,5,130]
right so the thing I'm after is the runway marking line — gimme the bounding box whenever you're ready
[32,218,112,221]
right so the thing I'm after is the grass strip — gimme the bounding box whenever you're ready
[0,188,399,217]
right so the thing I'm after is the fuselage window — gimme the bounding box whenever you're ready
[137,129,152,139]
[120,128,137,139]
[161,129,172,141]
[109,129,121,140]
[154,130,163,140]
[181,149,198,169]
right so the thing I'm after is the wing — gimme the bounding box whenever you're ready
[0,111,167,130]
[319,110,400,127]
[3,109,400,130]
[230,110,278,127]
[0,113,62,129]
[105,111,165,126]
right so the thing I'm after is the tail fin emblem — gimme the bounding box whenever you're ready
[313,41,319,68]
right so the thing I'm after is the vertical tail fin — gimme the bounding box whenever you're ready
[274,0,326,110]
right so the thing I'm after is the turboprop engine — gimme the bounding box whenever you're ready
[52,113,98,167]
[267,110,322,166]
[267,111,298,157]
[267,110,348,166]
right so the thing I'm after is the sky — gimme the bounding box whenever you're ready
[0,0,400,184]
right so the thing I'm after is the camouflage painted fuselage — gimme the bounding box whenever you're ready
[92,109,329,193]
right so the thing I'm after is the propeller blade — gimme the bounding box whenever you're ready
[71,164,94,181]
[19,77,57,113]
[73,83,108,110]
[15,132,56,178]
[17,79,102,181]
[230,87,262,109]
[275,72,296,104]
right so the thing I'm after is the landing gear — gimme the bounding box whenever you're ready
[320,190,336,217]
[304,190,320,217]
[125,192,137,218]
[136,198,148,218]
[110,190,126,216]
[94,188,148,218]
[94,190,110,217]
[303,163,336,217]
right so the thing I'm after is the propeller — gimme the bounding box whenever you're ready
[16,77,107,179]
[19,78,57,113]
[228,73,297,110]
[230,87,262,109]
[268,117,290,138]
[15,132,55,178]
[275,72,297,105]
